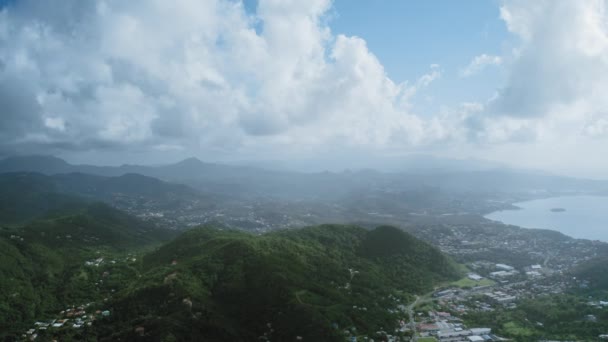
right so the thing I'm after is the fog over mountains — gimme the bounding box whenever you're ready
[2,155,607,200]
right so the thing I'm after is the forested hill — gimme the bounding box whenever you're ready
[94,224,460,341]
[0,192,176,337]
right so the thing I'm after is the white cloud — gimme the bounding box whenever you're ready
[492,0,608,127]
[462,1,608,143]
[0,0,456,158]
[459,54,502,77]
[2,0,608,176]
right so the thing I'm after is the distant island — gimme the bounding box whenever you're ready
[551,207,566,212]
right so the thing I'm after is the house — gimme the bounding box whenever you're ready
[436,311,451,318]
[468,273,483,281]
[489,270,517,278]
[586,314,598,322]
[437,329,471,339]
[419,323,440,333]
[467,336,484,342]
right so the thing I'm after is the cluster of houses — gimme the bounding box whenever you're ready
[483,291,517,306]
[84,257,104,267]
[22,304,110,341]
[417,311,498,341]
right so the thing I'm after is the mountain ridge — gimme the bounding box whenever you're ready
[3,155,608,199]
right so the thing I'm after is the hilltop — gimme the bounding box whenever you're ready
[91,224,460,341]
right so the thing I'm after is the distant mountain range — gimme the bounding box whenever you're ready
[2,155,608,199]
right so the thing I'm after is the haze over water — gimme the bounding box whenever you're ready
[485,196,608,242]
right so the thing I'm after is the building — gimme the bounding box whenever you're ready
[470,328,491,335]
[489,270,517,278]
[468,273,483,281]
[419,323,440,334]
[437,329,471,339]
[495,264,514,271]
[485,292,517,304]
[467,336,484,342]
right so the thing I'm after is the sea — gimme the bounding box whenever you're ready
[485,195,608,242]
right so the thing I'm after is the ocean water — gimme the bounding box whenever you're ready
[485,195,608,242]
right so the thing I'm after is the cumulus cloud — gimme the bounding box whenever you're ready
[459,0,608,149]
[0,0,451,158]
[3,0,607,174]
[492,0,608,124]
[459,54,502,77]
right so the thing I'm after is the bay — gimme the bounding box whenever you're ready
[485,195,608,242]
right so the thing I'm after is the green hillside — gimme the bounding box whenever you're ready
[93,224,460,341]
[0,172,87,224]
[0,202,175,337]
[572,255,608,293]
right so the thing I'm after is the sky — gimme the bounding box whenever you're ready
[1,0,608,177]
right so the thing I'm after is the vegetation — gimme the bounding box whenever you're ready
[91,224,460,341]
[0,195,174,338]
[572,255,608,293]
[0,172,463,340]
[0,186,460,341]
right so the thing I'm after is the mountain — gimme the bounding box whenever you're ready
[0,171,209,225]
[52,172,202,202]
[0,172,87,224]
[90,224,460,341]
[0,155,72,174]
[3,155,608,200]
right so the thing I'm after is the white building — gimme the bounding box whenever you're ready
[496,263,514,271]
[469,328,491,335]
[468,273,483,281]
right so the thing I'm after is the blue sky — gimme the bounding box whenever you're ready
[330,0,509,114]
[1,0,608,177]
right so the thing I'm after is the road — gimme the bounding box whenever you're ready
[406,295,420,341]
[406,291,438,342]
